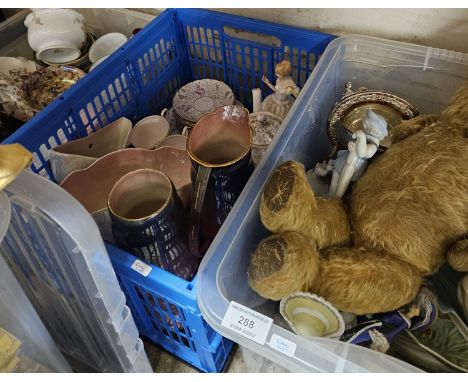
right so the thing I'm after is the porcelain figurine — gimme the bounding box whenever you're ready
[329,110,388,198]
[261,60,300,119]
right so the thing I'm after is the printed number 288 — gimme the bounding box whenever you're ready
[238,316,255,329]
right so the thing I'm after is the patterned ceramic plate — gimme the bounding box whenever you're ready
[21,65,85,111]
[173,79,235,124]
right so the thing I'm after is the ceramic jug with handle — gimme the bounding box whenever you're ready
[187,105,254,257]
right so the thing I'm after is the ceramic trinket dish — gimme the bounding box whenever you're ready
[60,147,192,241]
[280,292,345,338]
[250,111,283,166]
[173,79,235,126]
[21,65,85,111]
[327,81,419,156]
[49,117,133,183]
[24,9,86,64]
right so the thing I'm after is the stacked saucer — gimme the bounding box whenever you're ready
[172,79,235,131]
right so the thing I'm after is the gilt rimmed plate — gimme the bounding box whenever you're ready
[173,79,234,124]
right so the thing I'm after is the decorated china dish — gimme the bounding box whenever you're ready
[172,79,235,124]
[21,65,85,111]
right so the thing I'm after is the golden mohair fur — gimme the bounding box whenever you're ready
[247,231,319,300]
[249,81,468,314]
[315,247,422,314]
[351,85,468,275]
[447,238,468,272]
[260,160,351,249]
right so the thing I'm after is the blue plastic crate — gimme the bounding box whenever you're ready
[4,8,335,372]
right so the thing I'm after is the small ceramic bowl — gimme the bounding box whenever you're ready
[89,33,127,64]
[130,115,170,149]
[24,9,86,64]
[21,65,85,111]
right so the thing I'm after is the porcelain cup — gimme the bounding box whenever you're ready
[24,9,86,64]
[131,115,170,149]
[89,33,127,64]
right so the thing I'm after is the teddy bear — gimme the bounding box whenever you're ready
[247,81,468,315]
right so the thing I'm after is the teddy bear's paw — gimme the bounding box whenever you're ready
[247,231,319,301]
[261,160,305,215]
[260,160,318,234]
[447,237,468,272]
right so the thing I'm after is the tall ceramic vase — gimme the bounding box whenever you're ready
[108,169,198,281]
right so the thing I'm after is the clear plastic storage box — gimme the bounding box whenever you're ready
[196,35,468,372]
[0,191,71,373]
[0,170,152,373]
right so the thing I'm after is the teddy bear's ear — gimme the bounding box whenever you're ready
[441,81,468,130]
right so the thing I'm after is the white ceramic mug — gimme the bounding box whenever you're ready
[89,33,127,64]
[24,9,86,64]
[131,115,170,149]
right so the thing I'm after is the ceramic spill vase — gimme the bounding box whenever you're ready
[108,169,198,280]
[186,105,254,256]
